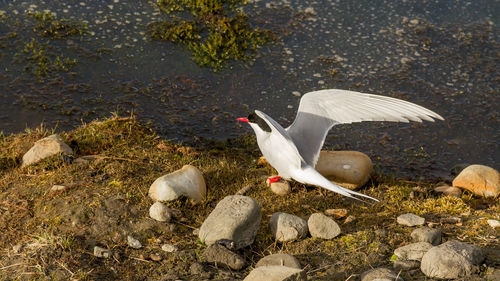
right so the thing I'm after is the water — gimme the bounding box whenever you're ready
[0,0,499,178]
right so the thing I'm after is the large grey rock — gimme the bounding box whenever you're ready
[149,165,206,203]
[243,266,306,281]
[203,244,245,270]
[394,242,433,261]
[452,164,500,198]
[421,241,485,279]
[360,267,403,281]
[397,213,425,226]
[411,227,441,245]
[199,195,261,249]
[307,213,341,239]
[255,254,301,269]
[22,134,73,167]
[393,260,420,271]
[269,212,308,242]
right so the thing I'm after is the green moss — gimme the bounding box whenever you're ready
[29,11,88,39]
[149,0,273,69]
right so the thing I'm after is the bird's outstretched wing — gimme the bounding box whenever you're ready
[286,89,444,167]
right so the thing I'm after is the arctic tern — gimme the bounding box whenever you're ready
[237,89,443,202]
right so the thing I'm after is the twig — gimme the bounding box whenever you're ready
[80,155,143,163]
[175,220,198,230]
[0,263,26,270]
[130,256,151,263]
[57,262,74,276]
[235,184,253,195]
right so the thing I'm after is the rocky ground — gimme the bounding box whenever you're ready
[0,116,498,280]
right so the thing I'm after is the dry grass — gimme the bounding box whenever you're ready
[0,116,498,280]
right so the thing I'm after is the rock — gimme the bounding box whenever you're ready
[161,243,178,252]
[150,253,162,261]
[307,213,341,239]
[268,178,291,196]
[421,241,485,279]
[203,244,245,270]
[22,134,73,167]
[94,246,112,258]
[199,195,261,249]
[397,213,425,226]
[149,202,172,222]
[451,163,470,176]
[50,185,68,192]
[243,266,306,281]
[127,235,142,249]
[269,212,308,242]
[410,227,441,245]
[434,184,462,197]
[487,219,500,229]
[393,260,420,270]
[440,216,461,224]
[343,215,356,224]
[255,254,301,269]
[324,208,348,219]
[452,164,500,198]
[149,165,206,203]
[360,267,403,281]
[394,242,433,261]
[314,150,372,189]
[190,262,205,275]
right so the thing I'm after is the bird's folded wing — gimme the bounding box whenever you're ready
[286,89,444,167]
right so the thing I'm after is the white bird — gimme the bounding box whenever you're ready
[237,89,444,202]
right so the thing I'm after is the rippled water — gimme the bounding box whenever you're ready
[0,0,499,178]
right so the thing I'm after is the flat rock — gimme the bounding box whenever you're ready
[360,267,404,281]
[255,253,301,269]
[149,165,206,203]
[203,244,245,270]
[452,164,500,198]
[307,213,341,239]
[199,195,261,249]
[487,219,500,229]
[394,242,433,261]
[421,240,485,279]
[314,150,372,189]
[161,243,178,252]
[434,184,462,197]
[22,134,73,167]
[149,202,172,222]
[269,212,308,242]
[411,227,442,245]
[324,208,348,219]
[243,265,306,281]
[397,213,425,226]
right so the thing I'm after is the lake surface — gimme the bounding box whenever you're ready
[0,0,499,178]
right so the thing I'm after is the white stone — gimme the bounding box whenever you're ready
[149,165,206,203]
[487,219,500,228]
[255,254,301,269]
[394,242,433,261]
[243,266,306,281]
[199,195,261,249]
[269,212,308,242]
[22,134,73,167]
[307,213,341,239]
[397,213,425,226]
[127,236,142,249]
[161,243,178,252]
[360,267,403,281]
[149,202,172,222]
[410,227,441,245]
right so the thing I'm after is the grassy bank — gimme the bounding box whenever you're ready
[0,116,498,280]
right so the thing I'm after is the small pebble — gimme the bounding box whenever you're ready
[487,219,500,228]
[150,253,162,261]
[127,235,142,249]
[161,244,178,252]
[324,208,348,219]
[94,246,112,258]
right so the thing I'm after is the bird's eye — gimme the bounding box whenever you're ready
[247,113,257,122]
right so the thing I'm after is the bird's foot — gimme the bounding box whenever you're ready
[267,176,281,184]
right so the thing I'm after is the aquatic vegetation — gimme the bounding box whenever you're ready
[29,11,88,39]
[14,38,77,80]
[149,0,273,69]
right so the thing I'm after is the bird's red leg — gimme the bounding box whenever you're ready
[267,176,281,184]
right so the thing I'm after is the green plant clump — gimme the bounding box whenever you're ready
[29,11,88,38]
[149,0,273,69]
[15,38,77,79]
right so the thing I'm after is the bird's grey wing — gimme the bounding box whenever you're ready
[286,89,444,167]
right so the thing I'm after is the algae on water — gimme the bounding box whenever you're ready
[148,0,273,69]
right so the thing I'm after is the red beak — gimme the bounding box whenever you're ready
[236,117,249,123]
